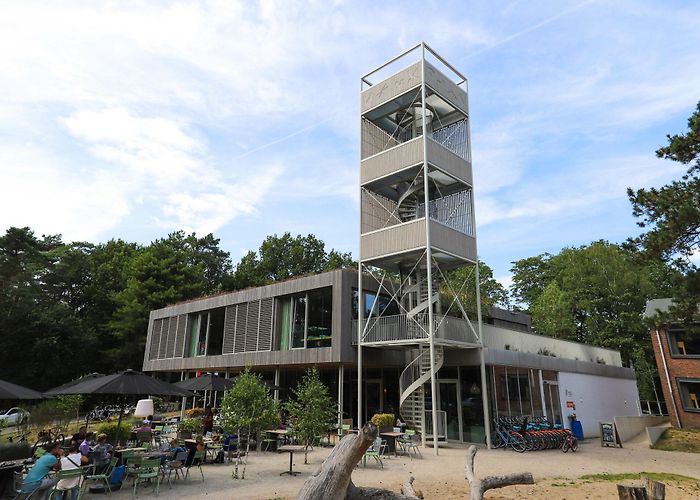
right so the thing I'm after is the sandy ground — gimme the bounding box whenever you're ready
[101,435,700,499]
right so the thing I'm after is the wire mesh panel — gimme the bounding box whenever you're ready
[432,119,468,161]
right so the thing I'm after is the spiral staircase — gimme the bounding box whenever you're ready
[399,345,444,438]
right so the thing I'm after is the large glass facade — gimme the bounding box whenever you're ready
[277,287,333,349]
[206,308,225,356]
[489,366,558,424]
[351,289,400,319]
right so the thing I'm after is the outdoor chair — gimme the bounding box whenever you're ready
[48,468,84,500]
[184,450,206,482]
[262,435,277,452]
[85,456,119,495]
[124,455,143,484]
[362,438,385,469]
[12,470,38,500]
[162,450,189,487]
[136,431,153,447]
[221,435,238,463]
[398,430,421,458]
[131,458,161,498]
[341,424,351,436]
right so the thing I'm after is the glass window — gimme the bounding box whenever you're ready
[291,295,306,349]
[352,289,400,319]
[196,313,208,356]
[668,329,700,356]
[678,380,700,411]
[186,314,202,357]
[307,288,332,348]
[206,308,225,356]
[277,299,291,351]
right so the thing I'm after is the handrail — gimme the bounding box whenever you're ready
[354,313,478,344]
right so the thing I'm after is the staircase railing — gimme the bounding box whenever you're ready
[353,313,478,344]
[423,410,448,440]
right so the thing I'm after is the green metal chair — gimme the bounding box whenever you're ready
[85,456,119,495]
[362,438,384,469]
[131,458,161,498]
[162,450,189,487]
[124,455,143,484]
[184,450,205,482]
[399,430,421,458]
[48,468,84,500]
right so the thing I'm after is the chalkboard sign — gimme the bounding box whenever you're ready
[599,421,622,448]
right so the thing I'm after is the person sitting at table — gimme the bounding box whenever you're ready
[162,438,186,465]
[135,419,152,432]
[79,431,94,457]
[92,433,113,472]
[22,441,63,499]
[143,414,153,426]
[70,426,86,445]
[55,443,88,500]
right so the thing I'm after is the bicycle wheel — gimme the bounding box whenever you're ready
[509,433,526,453]
[492,432,505,449]
[561,440,570,453]
[569,438,578,452]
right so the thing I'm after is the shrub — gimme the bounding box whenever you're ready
[0,442,32,461]
[371,413,395,429]
[186,407,205,418]
[96,422,132,444]
[179,418,203,433]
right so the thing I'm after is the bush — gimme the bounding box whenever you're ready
[96,422,132,444]
[371,413,395,428]
[186,407,205,418]
[0,442,32,461]
[179,418,203,433]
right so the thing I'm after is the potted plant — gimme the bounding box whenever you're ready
[178,418,203,439]
[371,413,395,433]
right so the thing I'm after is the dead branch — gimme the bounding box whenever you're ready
[465,445,534,500]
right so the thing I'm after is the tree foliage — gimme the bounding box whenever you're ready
[285,368,336,464]
[628,100,700,323]
[219,367,278,479]
[510,241,679,378]
[443,260,509,317]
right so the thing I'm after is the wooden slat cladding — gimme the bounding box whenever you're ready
[258,298,273,351]
[245,300,259,352]
[166,315,177,358]
[361,61,421,114]
[234,303,248,354]
[173,315,186,358]
[424,61,468,114]
[149,319,163,360]
[361,218,426,261]
[158,317,169,359]
[361,137,423,185]
[223,305,237,354]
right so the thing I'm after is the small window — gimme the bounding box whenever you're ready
[668,329,700,356]
[351,289,400,319]
[678,380,700,412]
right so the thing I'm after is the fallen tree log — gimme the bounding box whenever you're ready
[465,445,534,500]
[296,422,421,500]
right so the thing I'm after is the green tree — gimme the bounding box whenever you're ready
[529,281,576,340]
[220,368,278,479]
[443,260,509,317]
[285,368,336,464]
[228,233,354,290]
[628,101,700,322]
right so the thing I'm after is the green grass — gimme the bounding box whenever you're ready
[580,472,698,483]
[651,427,700,453]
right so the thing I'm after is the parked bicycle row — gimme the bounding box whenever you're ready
[492,416,578,453]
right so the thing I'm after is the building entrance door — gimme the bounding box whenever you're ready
[438,380,461,441]
[365,380,382,423]
[543,380,562,425]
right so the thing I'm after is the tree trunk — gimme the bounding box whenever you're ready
[297,422,377,500]
[242,426,251,479]
[617,485,648,500]
[643,477,665,500]
[346,477,422,499]
[465,445,534,500]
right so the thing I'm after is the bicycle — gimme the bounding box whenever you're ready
[561,430,578,453]
[7,431,30,444]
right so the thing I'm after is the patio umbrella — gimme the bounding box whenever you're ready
[43,372,105,396]
[174,374,235,392]
[49,369,194,444]
[0,379,44,400]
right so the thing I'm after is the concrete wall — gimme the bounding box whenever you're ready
[557,371,640,438]
[646,425,670,446]
[613,415,669,443]
[483,324,622,366]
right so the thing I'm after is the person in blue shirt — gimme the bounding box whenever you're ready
[22,441,63,498]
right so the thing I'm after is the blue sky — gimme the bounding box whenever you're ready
[1,0,699,288]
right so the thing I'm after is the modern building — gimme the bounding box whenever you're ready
[142,44,641,446]
[645,298,700,428]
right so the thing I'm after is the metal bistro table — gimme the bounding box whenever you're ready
[277,445,305,476]
[379,431,405,457]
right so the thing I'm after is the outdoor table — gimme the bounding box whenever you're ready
[266,429,289,446]
[379,432,405,456]
[277,445,305,476]
[0,459,26,497]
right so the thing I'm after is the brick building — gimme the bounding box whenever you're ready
[645,298,700,428]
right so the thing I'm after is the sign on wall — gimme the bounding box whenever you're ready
[599,421,622,448]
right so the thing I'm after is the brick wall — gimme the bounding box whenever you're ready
[650,327,700,428]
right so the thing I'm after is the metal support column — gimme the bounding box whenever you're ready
[180,372,186,421]
[274,367,280,402]
[475,261,491,449]
[421,43,439,456]
[338,364,344,437]
[357,265,364,429]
